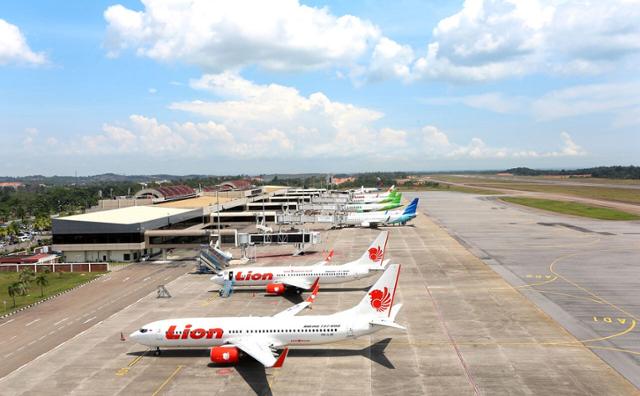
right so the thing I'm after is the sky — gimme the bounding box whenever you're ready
[0,0,639,176]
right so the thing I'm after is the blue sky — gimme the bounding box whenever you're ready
[1,0,638,176]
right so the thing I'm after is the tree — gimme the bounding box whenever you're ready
[18,268,35,292]
[35,273,49,297]
[6,222,20,238]
[33,215,51,231]
[8,282,25,308]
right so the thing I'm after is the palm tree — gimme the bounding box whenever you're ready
[35,274,49,297]
[8,282,25,308]
[6,222,20,239]
[18,268,35,292]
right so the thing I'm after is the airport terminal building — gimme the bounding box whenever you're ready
[51,184,299,262]
[52,206,203,262]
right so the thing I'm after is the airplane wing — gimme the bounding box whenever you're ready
[228,337,288,367]
[272,279,319,318]
[281,277,315,290]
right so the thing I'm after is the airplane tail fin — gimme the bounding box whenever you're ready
[349,231,388,269]
[351,264,401,318]
[391,194,402,203]
[402,198,419,215]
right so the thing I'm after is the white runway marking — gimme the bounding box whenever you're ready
[122,277,130,282]
[25,319,40,327]
[83,317,96,324]
[0,319,15,328]
[54,317,69,326]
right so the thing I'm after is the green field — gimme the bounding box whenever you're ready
[501,197,640,221]
[399,184,502,195]
[0,271,104,314]
[430,175,640,205]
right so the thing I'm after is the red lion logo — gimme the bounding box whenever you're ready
[368,246,383,262]
[369,287,391,312]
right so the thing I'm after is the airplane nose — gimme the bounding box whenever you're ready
[129,331,140,341]
[211,274,224,284]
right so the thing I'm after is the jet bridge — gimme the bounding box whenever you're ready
[237,230,321,256]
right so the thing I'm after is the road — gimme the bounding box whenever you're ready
[0,261,192,378]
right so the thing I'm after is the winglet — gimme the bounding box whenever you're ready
[325,249,334,262]
[272,348,289,368]
[306,277,320,304]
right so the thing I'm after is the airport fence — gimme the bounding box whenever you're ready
[0,262,109,273]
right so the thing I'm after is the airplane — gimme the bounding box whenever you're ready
[344,194,402,212]
[345,198,419,228]
[352,185,395,201]
[351,190,400,204]
[128,264,404,367]
[211,231,390,295]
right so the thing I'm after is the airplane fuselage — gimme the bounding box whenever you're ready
[213,264,373,287]
[130,313,377,349]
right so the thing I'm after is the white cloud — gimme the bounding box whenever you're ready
[170,72,384,157]
[368,37,415,81]
[0,19,47,66]
[425,81,640,127]
[65,73,585,162]
[424,92,526,114]
[23,127,39,148]
[378,127,408,147]
[78,115,233,156]
[104,0,380,72]
[531,82,640,121]
[421,125,584,159]
[380,0,640,82]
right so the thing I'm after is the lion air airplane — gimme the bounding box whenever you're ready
[210,231,390,294]
[128,264,403,367]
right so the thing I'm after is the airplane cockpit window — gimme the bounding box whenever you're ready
[140,328,148,333]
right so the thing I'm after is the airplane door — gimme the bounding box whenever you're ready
[228,271,233,281]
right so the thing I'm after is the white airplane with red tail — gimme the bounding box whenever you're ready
[210,231,390,294]
[129,264,403,367]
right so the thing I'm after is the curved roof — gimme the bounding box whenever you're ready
[134,185,196,201]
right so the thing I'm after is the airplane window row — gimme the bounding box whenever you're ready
[227,328,338,334]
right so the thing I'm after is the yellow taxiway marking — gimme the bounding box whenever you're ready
[128,353,145,367]
[535,290,604,304]
[584,345,640,356]
[115,350,148,376]
[152,365,184,396]
[201,295,217,306]
[490,275,558,290]
[549,249,640,322]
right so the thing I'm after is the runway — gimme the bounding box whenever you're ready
[406,191,640,388]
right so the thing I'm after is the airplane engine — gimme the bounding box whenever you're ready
[210,346,240,364]
[266,283,286,295]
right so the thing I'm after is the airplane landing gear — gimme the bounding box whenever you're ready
[154,347,161,356]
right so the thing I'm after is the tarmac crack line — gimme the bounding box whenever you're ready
[411,224,481,395]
